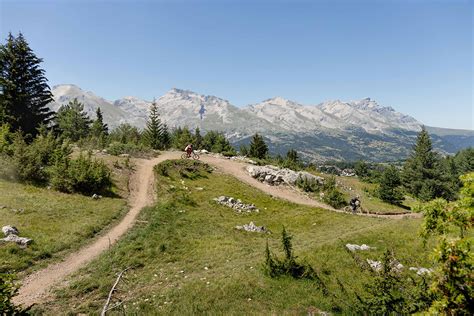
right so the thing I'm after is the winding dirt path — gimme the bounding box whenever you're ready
[15,151,419,307]
[14,152,180,306]
[199,154,420,219]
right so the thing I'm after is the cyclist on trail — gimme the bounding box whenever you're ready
[184,144,193,158]
[349,195,361,214]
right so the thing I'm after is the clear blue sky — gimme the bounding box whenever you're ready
[1,0,472,129]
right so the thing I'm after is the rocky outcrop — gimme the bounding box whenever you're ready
[235,221,268,233]
[214,196,259,213]
[1,225,32,248]
[246,165,324,186]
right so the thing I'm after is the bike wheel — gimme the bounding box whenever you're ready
[181,153,188,159]
[192,153,200,160]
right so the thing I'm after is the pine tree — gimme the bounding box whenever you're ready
[286,149,299,164]
[248,133,268,159]
[402,127,449,201]
[378,166,404,205]
[0,33,54,137]
[91,107,108,138]
[194,127,203,149]
[161,124,171,149]
[143,100,163,150]
[56,98,91,141]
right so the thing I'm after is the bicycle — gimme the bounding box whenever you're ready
[343,205,366,214]
[181,151,200,160]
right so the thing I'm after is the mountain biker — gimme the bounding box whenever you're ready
[184,144,193,158]
[349,195,361,214]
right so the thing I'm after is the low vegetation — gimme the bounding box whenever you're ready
[0,179,126,274]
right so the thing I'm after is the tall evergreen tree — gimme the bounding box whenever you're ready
[91,107,108,138]
[248,133,268,159]
[286,149,299,163]
[161,123,171,149]
[143,99,163,150]
[402,127,450,201]
[0,33,54,137]
[378,166,404,205]
[56,98,91,141]
[194,127,203,149]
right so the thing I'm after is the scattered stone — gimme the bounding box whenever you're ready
[1,225,32,247]
[2,235,32,247]
[199,149,209,154]
[246,165,324,186]
[341,169,356,177]
[229,156,257,165]
[367,259,382,272]
[119,153,130,158]
[11,208,25,214]
[409,267,433,275]
[235,221,268,233]
[367,258,404,272]
[92,194,102,200]
[2,225,19,237]
[345,243,374,251]
[0,205,6,209]
[195,187,204,191]
[213,196,259,213]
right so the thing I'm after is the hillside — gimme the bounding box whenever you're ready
[49,85,473,162]
[30,159,433,314]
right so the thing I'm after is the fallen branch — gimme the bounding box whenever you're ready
[101,267,130,316]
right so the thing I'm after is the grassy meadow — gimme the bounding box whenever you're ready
[31,160,435,314]
[0,155,133,274]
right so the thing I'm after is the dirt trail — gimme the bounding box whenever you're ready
[199,154,420,219]
[15,151,418,307]
[14,152,180,306]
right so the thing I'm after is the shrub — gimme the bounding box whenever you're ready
[263,227,326,293]
[49,152,112,195]
[107,141,147,156]
[323,188,346,209]
[11,133,48,183]
[296,176,321,193]
[359,250,433,314]
[0,273,25,314]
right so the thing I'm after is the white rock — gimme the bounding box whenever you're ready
[2,225,19,237]
[235,221,268,233]
[409,267,433,275]
[1,235,32,247]
[346,243,374,251]
[367,259,382,272]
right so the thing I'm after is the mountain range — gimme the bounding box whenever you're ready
[50,84,473,162]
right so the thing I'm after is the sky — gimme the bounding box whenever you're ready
[1,0,472,129]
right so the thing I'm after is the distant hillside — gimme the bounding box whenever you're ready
[50,84,473,162]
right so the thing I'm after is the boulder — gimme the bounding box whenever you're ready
[409,267,433,275]
[345,243,374,251]
[2,235,32,247]
[2,225,19,237]
[246,165,324,187]
[92,194,102,200]
[214,196,259,213]
[235,221,268,233]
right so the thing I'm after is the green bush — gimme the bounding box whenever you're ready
[0,273,24,314]
[49,153,112,195]
[107,141,147,156]
[323,188,347,209]
[296,176,321,193]
[359,250,433,314]
[263,227,328,294]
